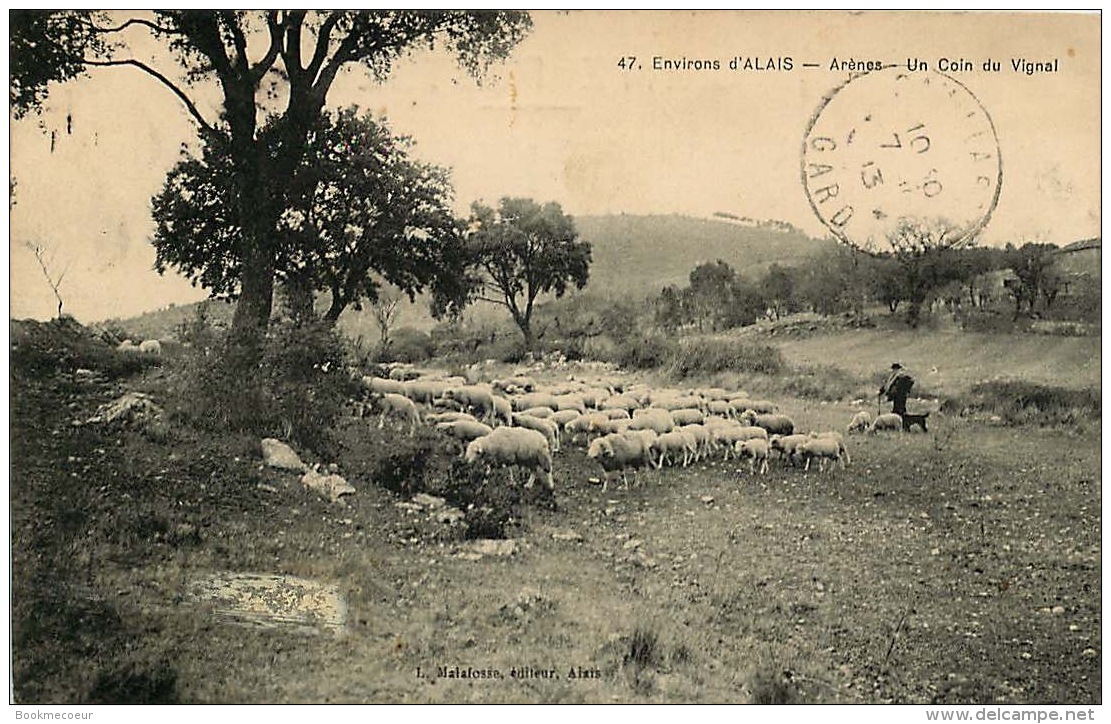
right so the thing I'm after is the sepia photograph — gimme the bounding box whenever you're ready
[8,10,1101,709]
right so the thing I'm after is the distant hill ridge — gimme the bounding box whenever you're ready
[574,213,832,294]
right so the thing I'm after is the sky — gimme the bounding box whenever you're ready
[8,10,1102,322]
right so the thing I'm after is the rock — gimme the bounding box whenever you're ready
[436,507,466,525]
[469,539,519,557]
[622,539,643,551]
[700,495,715,504]
[261,438,307,472]
[86,392,163,429]
[552,529,584,542]
[301,467,355,503]
[412,493,447,509]
[1082,648,1098,658]
[395,502,424,513]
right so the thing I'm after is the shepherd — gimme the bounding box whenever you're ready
[879,362,915,417]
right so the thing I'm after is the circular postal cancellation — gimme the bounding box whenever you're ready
[801,67,1003,252]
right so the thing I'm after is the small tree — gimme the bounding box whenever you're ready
[372,289,402,348]
[881,218,976,327]
[25,242,70,319]
[1007,242,1062,317]
[465,197,592,351]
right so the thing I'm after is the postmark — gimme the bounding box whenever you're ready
[801,67,1003,252]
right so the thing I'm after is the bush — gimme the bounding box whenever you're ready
[10,317,155,380]
[376,327,435,364]
[166,316,357,457]
[941,380,1100,427]
[613,333,677,370]
[666,337,785,379]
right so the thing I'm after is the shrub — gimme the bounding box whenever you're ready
[941,380,1100,427]
[613,333,677,370]
[666,337,784,379]
[166,316,356,457]
[10,317,155,380]
[376,327,435,364]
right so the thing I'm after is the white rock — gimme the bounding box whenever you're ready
[301,468,355,502]
[261,438,307,472]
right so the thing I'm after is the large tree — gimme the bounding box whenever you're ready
[465,197,592,351]
[152,107,467,325]
[11,10,531,357]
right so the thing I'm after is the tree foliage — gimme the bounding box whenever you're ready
[152,107,468,324]
[1006,242,1063,317]
[466,197,592,350]
[12,10,532,356]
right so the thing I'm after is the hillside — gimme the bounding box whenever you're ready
[575,214,831,294]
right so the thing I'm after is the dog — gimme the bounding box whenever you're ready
[901,412,930,433]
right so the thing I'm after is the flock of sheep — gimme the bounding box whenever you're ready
[360,365,911,493]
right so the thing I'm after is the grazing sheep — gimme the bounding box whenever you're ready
[603,407,631,420]
[669,407,705,426]
[435,419,494,448]
[403,378,448,405]
[740,410,795,436]
[579,387,613,409]
[629,408,674,435]
[363,375,406,396]
[465,427,553,489]
[847,410,873,434]
[490,395,514,426]
[651,395,704,412]
[492,376,536,394]
[735,438,770,474]
[769,433,810,466]
[552,394,587,415]
[549,409,582,430]
[117,340,141,354]
[445,385,497,423]
[425,411,478,425]
[520,406,556,419]
[374,393,421,434]
[513,392,560,412]
[601,394,640,413]
[138,339,162,355]
[706,399,733,418]
[587,431,654,490]
[713,424,768,459]
[679,423,712,461]
[513,413,560,452]
[653,430,697,468]
[563,413,597,444]
[796,436,849,472]
[868,413,903,434]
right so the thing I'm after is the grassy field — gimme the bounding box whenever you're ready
[10,322,1101,704]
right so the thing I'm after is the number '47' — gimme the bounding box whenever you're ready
[617,56,637,70]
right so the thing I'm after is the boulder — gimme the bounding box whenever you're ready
[261,438,307,472]
[301,467,355,503]
[86,391,163,428]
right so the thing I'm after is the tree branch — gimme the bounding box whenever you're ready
[306,13,342,83]
[251,11,283,84]
[222,11,251,76]
[84,57,221,141]
[80,16,178,35]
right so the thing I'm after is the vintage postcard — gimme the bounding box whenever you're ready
[8,10,1101,713]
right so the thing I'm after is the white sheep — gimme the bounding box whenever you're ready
[117,340,141,355]
[603,407,631,420]
[601,394,640,413]
[513,413,560,452]
[465,427,553,489]
[847,410,873,434]
[679,423,712,461]
[552,393,587,415]
[363,375,406,396]
[424,411,477,425]
[138,339,162,355]
[868,413,903,434]
[735,438,770,475]
[796,435,850,472]
[669,407,705,426]
[445,385,497,423]
[713,424,768,460]
[587,431,654,490]
[769,433,810,466]
[435,419,494,448]
[375,392,421,434]
[652,430,697,468]
[740,410,795,436]
[402,378,446,405]
[628,408,674,435]
[549,409,582,430]
[513,392,560,412]
[489,395,514,426]
[520,406,555,419]
[705,399,733,418]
